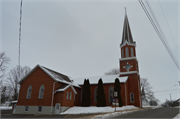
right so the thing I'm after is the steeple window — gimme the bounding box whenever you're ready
[125,47,129,57]
[122,49,124,58]
[131,47,134,57]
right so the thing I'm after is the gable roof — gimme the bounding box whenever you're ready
[55,84,77,94]
[72,74,128,85]
[18,64,80,88]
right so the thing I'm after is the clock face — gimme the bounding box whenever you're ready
[125,64,131,71]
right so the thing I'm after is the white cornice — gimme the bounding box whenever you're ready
[119,57,138,62]
[120,40,136,48]
[120,71,140,76]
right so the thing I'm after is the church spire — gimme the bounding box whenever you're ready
[120,8,135,47]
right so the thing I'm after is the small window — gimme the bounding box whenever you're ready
[126,47,129,57]
[70,92,72,100]
[25,106,28,111]
[26,85,32,99]
[94,87,98,102]
[130,92,134,102]
[131,47,134,57]
[122,49,124,58]
[38,106,42,112]
[66,91,69,100]
[38,85,44,98]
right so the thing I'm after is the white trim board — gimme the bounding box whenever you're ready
[120,71,140,76]
[119,57,138,63]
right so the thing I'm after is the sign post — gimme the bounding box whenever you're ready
[114,92,118,112]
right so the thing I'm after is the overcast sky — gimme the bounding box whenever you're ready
[1,0,179,103]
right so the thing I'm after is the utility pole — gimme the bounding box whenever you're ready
[170,93,172,101]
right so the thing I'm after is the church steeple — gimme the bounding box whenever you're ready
[120,9,136,47]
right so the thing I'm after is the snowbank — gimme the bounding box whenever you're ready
[92,110,136,119]
[173,113,180,119]
[61,105,138,114]
[0,106,12,110]
[143,105,161,109]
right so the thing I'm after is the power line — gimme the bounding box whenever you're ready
[138,0,180,70]
[158,0,178,51]
[144,0,179,68]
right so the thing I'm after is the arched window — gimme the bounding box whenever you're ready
[26,85,32,99]
[131,47,134,57]
[109,86,114,103]
[125,47,129,57]
[66,91,69,100]
[122,49,124,58]
[70,92,72,100]
[130,92,134,102]
[38,85,44,98]
[94,87,98,102]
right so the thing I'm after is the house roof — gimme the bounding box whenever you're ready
[73,74,128,85]
[55,84,77,94]
[18,64,80,88]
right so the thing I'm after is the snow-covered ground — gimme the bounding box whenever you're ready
[173,113,180,119]
[0,106,12,110]
[61,105,139,114]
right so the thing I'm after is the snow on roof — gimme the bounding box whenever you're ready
[72,74,128,85]
[18,64,80,88]
[55,84,77,94]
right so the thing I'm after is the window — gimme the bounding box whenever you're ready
[122,49,124,58]
[125,47,129,57]
[130,92,134,102]
[70,92,72,100]
[38,85,44,98]
[38,106,42,112]
[25,106,28,111]
[109,86,114,102]
[94,87,98,102]
[131,47,134,57]
[26,85,32,99]
[66,91,69,100]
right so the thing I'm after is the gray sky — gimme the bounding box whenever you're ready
[1,0,179,103]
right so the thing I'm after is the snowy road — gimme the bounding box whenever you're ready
[114,108,179,118]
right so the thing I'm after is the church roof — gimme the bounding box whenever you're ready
[18,64,80,88]
[120,10,135,46]
[73,74,128,85]
[55,84,77,94]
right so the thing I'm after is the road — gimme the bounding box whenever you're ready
[114,108,179,118]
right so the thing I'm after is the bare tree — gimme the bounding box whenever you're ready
[0,52,10,79]
[7,65,31,100]
[105,68,120,75]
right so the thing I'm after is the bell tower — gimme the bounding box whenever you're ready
[119,9,141,107]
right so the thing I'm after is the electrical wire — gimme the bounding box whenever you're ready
[158,0,178,51]
[138,0,180,70]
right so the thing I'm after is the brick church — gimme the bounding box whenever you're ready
[13,11,141,114]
